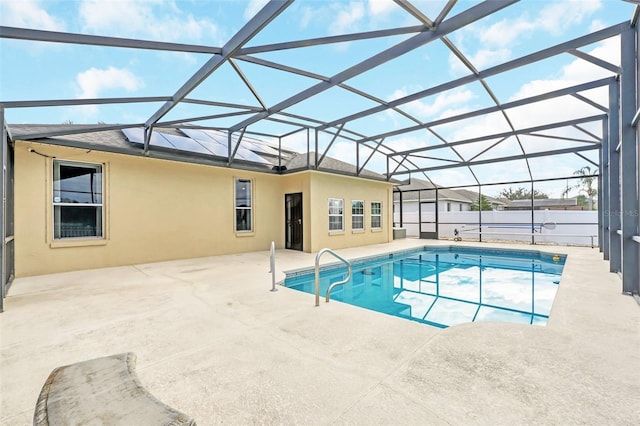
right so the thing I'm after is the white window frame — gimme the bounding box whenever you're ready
[371,201,382,229]
[52,159,104,240]
[351,200,364,231]
[328,198,344,232]
[235,178,253,233]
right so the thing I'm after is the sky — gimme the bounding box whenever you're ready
[0,0,636,197]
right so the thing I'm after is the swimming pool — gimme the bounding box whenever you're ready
[284,246,566,328]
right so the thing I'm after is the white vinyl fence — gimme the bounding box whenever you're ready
[394,209,598,246]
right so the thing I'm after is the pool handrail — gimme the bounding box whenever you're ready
[314,248,352,306]
[269,241,277,292]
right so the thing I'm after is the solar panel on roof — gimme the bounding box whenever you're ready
[191,136,229,157]
[234,146,271,164]
[121,127,175,149]
[243,140,280,156]
[180,128,271,164]
[122,128,272,166]
[160,133,212,155]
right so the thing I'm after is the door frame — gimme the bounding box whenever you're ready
[419,200,439,239]
[285,192,303,251]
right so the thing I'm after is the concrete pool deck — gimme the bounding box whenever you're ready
[1,239,639,425]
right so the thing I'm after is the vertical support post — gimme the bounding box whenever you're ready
[356,139,360,177]
[418,189,422,237]
[386,155,390,181]
[399,190,404,228]
[435,187,439,239]
[314,129,318,170]
[531,180,535,245]
[277,137,282,171]
[478,185,482,242]
[608,81,621,273]
[620,27,639,294]
[0,106,5,312]
[306,128,310,168]
[601,117,610,259]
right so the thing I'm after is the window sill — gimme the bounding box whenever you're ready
[50,238,107,249]
[352,229,365,234]
[235,231,255,237]
[328,230,344,236]
[371,228,383,233]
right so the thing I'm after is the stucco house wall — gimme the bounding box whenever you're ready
[15,141,392,277]
[307,171,394,252]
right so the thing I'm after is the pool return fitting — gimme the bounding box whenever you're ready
[314,248,352,307]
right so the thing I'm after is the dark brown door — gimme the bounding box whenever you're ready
[285,193,303,250]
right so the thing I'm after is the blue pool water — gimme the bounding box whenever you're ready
[285,246,566,328]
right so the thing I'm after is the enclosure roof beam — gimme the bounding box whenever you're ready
[1,97,263,115]
[568,49,621,73]
[0,26,221,53]
[358,77,613,143]
[318,22,626,132]
[236,25,428,55]
[574,152,599,168]
[434,0,459,26]
[571,93,609,113]
[390,114,606,157]
[144,0,293,131]
[228,0,518,133]
[396,145,597,175]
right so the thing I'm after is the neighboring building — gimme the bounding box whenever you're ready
[392,178,505,217]
[12,125,394,277]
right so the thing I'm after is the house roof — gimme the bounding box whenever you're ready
[393,178,504,205]
[285,152,386,180]
[10,124,387,180]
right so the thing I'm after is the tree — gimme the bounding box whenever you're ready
[573,166,597,210]
[498,186,549,200]
[576,194,589,209]
[471,195,493,211]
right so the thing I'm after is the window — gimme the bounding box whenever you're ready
[447,202,451,212]
[328,198,344,231]
[459,204,463,212]
[53,160,103,239]
[352,200,364,230]
[371,201,382,229]
[235,178,252,232]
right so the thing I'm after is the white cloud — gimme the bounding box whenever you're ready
[0,0,66,31]
[329,2,365,35]
[389,87,476,119]
[79,0,219,43]
[478,19,534,48]
[244,0,269,22]
[72,66,143,118]
[368,0,395,17]
[589,19,606,32]
[536,0,602,35]
[449,47,511,74]
[76,66,143,99]
[512,37,619,101]
[451,1,603,74]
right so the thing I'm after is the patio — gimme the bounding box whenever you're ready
[1,239,638,425]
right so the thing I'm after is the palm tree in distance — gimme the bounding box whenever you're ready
[573,166,598,210]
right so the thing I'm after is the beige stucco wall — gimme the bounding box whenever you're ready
[15,141,393,277]
[307,171,394,252]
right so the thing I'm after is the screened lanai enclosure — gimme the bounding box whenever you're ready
[1,0,639,312]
